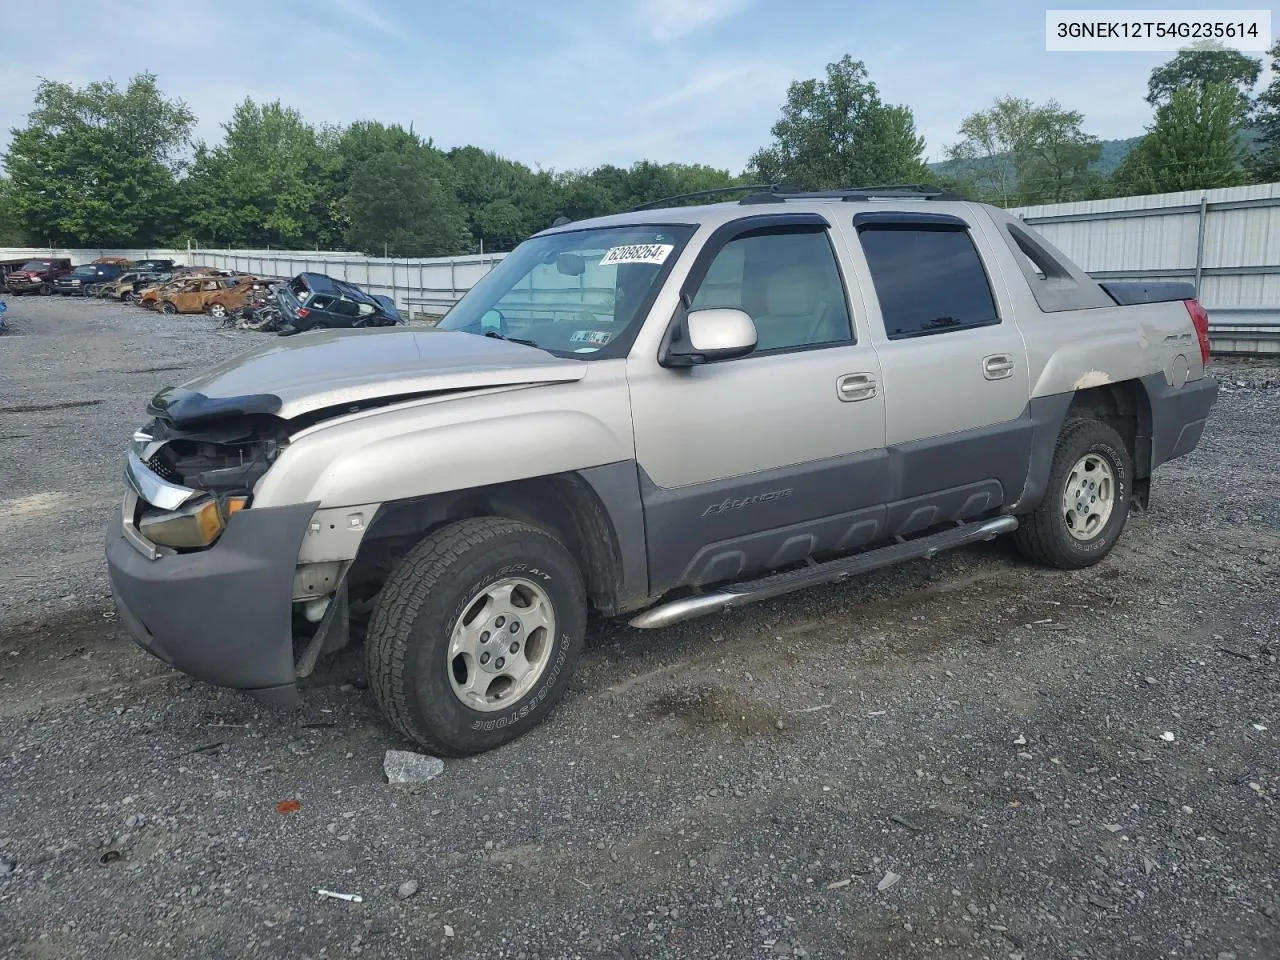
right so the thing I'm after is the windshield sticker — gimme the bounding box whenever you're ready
[570,329,613,346]
[573,347,600,354]
[599,243,673,267]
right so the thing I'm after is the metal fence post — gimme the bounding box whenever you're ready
[1194,193,1208,300]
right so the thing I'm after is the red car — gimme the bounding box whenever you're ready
[6,258,73,295]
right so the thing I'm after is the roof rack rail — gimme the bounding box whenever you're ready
[739,184,961,204]
[627,184,777,212]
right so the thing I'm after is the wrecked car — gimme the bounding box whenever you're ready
[101,271,171,301]
[106,187,1218,757]
[55,262,126,295]
[273,272,403,335]
[6,258,72,295]
[203,277,285,321]
[142,275,249,314]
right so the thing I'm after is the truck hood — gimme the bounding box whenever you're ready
[149,327,587,426]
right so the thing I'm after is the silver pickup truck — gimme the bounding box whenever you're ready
[105,186,1218,755]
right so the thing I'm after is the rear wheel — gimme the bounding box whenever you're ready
[123,291,138,303]
[365,518,587,756]
[1014,418,1132,570]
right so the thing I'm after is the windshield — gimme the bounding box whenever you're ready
[438,224,695,358]
[19,261,49,271]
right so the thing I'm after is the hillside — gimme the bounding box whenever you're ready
[927,134,1141,180]
[928,130,1261,185]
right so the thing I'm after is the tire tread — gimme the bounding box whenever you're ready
[1014,418,1130,570]
[365,517,569,756]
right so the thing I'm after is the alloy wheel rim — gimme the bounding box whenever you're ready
[447,577,555,712]
[1061,453,1115,541]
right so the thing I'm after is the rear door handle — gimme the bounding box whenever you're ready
[836,372,877,402]
[983,354,1015,380]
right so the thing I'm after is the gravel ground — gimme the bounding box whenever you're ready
[1,295,1278,960]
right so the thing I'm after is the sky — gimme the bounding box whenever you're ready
[0,0,1272,173]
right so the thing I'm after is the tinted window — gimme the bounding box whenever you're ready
[859,227,998,340]
[689,228,852,351]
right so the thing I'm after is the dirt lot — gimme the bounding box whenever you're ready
[1,295,1278,960]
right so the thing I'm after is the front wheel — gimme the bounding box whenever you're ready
[38,283,52,296]
[366,517,588,756]
[1014,418,1132,570]
[160,301,177,315]
[207,303,228,319]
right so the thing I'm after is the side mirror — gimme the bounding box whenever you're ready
[480,309,505,334]
[661,308,757,367]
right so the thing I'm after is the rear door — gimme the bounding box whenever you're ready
[839,210,1031,524]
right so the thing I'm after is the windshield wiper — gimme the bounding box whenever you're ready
[484,330,540,348]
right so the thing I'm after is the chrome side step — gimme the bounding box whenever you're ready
[628,515,1019,630]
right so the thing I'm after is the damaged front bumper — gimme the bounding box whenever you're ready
[105,478,319,705]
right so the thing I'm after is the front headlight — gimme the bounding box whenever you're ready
[138,498,225,549]
[137,495,250,549]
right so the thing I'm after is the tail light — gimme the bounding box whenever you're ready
[296,307,310,318]
[1183,299,1211,364]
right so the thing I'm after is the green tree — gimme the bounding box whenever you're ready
[1250,39,1280,182]
[342,134,471,257]
[182,99,339,248]
[2,73,193,245]
[945,97,1102,205]
[448,146,561,250]
[0,178,30,244]
[1113,82,1249,194]
[747,55,929,189]
[1146,40,1261,108]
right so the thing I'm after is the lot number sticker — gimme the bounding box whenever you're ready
[599,243,673,266]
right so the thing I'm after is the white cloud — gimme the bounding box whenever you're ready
[635,0,752,41]
[328,0,396,34]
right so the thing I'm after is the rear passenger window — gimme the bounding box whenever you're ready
[689,228,852,352]
[858,227,998,340]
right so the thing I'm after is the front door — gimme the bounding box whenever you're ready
[627,220,888,594]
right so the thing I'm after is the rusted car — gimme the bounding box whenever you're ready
[202,277,284,320]
[101,271,171,301]
[145,275,252,314]
[92,256,132,268]
[134,269,220,304]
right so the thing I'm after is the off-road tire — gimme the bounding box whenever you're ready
[366,517,588,756]
[1014,418,1132,570]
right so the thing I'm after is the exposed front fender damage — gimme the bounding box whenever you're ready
[252,363,636,511]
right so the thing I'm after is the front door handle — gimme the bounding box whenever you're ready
[836,372,877,402]
[983,354,1015,380]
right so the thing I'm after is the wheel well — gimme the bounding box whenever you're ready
[1065,380,1153,477]
[350,474,627,616]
